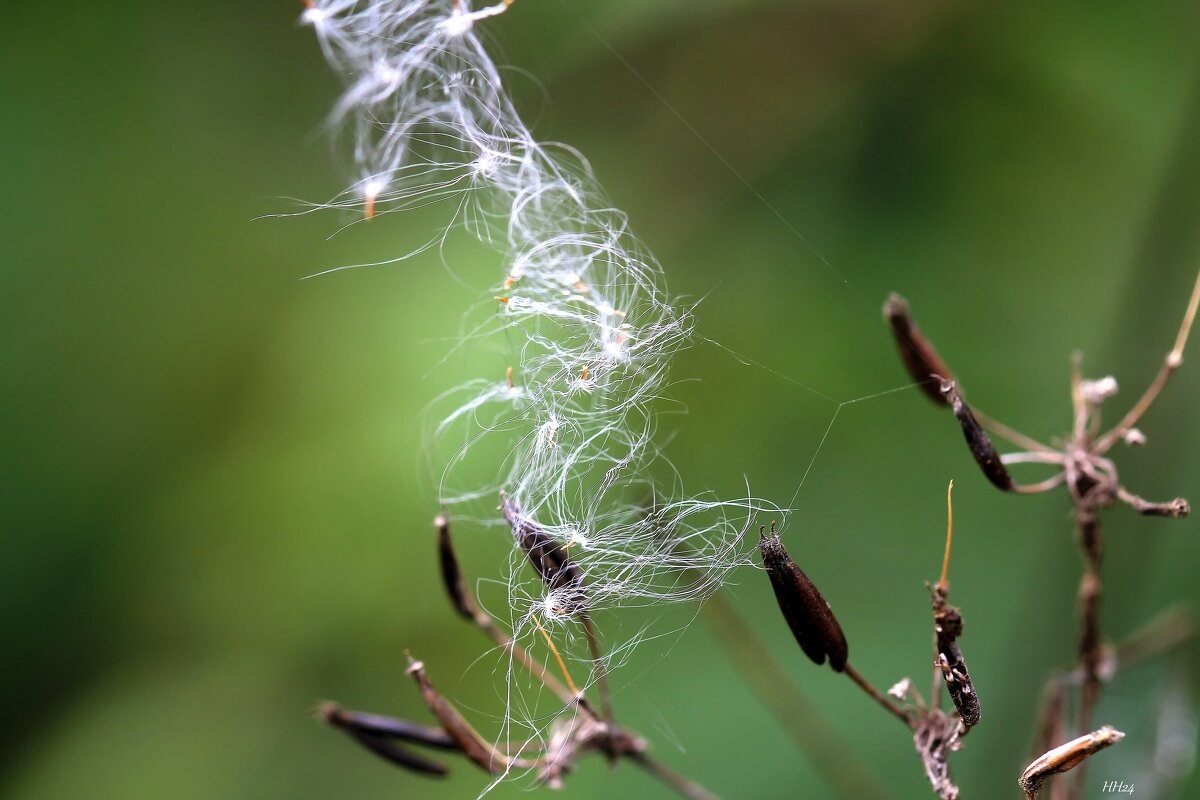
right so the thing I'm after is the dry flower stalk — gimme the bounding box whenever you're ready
[757,483,996,799]
[321,513,717,799]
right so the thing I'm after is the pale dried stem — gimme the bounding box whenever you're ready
[1096,269,1200,453]
[973,407,1057,454]
[698,591,896,800]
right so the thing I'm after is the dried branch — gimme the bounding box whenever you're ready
[435,515,576,707]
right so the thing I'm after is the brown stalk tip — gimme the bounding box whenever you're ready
[407,656,516,776]
[759,526,848,673]
[938,379,1014,492]
[883,293,954,406]
[435,514,476,621]
[1019,726,1124,799]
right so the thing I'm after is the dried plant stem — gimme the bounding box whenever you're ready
[464,591,577,708]
[697,590,895,800]
[625,751,722,800]
[580,613,616,726]
[974,408,1056,454]
[1096,268,1200,453]
[844,662,915,729]
[1074,511,1104,734]
[1066,510,1104,800]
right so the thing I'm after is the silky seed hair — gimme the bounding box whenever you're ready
[299,0,777,739]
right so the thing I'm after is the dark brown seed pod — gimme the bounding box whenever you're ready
[435,515,476,621]
[939,379,1014,492]
[502,499,585,601]
[883,293,954,406]
[930,588,981,729]
[320,704,451,776]
[320,703,457,749]
[759,526,848,673]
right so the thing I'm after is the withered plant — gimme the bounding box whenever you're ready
[296,4,1198,796]
[321,510,720,799]
[757,481,983,800]
[880,269,1200,798]
[317,271,1199,800]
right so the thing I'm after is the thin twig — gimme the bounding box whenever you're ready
[697,591,895,800]
[625,751,722,800]
[1096,269,1200,453]
[844,662,915,729]
[580,613,615,726]
[974,407,1057,454]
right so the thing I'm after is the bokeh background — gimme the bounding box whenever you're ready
[4,1,1200,798]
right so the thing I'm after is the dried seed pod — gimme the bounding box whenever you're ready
[321,703,451,776]
[435,515,476,621]
[883,293,954,406]
[939,379,1014,491]
[929,481,980,729]
[930,588,980,729]
[502,499,585,601]
[1018,726,1124,799]
[759,526,848,673]
[407,656,534,775]
[320,703,457,749]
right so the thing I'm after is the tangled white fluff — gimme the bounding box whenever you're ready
[302,0,772,682]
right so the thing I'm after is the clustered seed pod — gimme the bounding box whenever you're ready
[1018,726,1124,799]
[502,498,585,601]
[938,379,1014,492]
[930,587,980,729]
[759,526,848,672]
[320,702,454,776]
[883,293,954,406]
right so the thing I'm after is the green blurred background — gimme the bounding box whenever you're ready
[4,2,1200,798]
